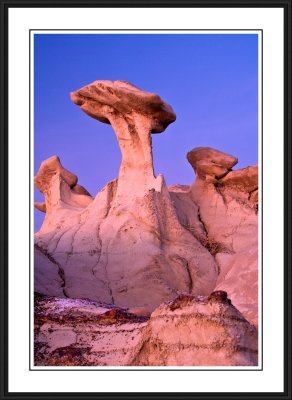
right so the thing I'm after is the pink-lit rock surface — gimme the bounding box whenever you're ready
[34,293,258,366]
[70,80,176,199]
[35,81,218,312]
[186,147,258,326]
[34,80,259,366]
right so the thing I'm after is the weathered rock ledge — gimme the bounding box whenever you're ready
[35,292,258,367]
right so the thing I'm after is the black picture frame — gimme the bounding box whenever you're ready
[0,0,291,399]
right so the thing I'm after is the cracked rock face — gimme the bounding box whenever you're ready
[34,293,258,366]
[34,80,258,345]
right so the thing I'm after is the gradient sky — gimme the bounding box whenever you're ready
[34,33,258,232]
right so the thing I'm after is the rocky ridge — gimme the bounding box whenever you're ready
[35,292,258,367]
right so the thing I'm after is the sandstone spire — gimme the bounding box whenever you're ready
[34,155,93,226]
[70,80,176,197]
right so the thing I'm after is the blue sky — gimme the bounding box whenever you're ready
[34,33,258,232]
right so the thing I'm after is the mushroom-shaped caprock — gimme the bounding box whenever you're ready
[71,80,176,195]
[187,147,238,181]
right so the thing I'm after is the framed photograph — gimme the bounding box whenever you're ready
[1,0,291,399]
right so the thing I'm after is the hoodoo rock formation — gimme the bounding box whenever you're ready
[70,80,176,198]
[182,147,258,326]
[35,80,218,311]
[34,80,259,366]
